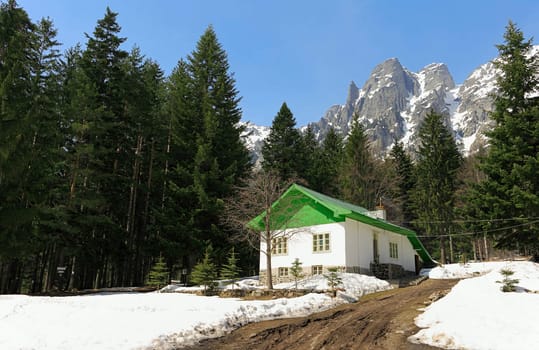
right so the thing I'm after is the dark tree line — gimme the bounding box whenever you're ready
[0,1,250,293]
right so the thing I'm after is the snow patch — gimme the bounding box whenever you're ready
[412,261,539,350]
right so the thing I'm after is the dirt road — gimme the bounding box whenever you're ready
[180,279,459,350]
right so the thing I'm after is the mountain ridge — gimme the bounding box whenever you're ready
[242,46,538,162]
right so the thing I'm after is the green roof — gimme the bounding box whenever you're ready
[249,183,435,267]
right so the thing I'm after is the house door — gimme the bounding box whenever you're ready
[373,232,379,264]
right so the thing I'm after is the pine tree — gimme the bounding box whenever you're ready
[172,26,251,265]
[325,267,343,298]
[296,125,320,185]
[389,141,416,226]
[220,247,241,289]
[339,115,378,209]
[290,258,304,290]
[310,127,344,196]
[190,245,218,294]
[0,0,49,293]
[261,102,303,182]
[471,21,539,256]
[146,256,169,289]
[410,111,462,263]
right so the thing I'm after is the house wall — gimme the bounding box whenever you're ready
[259,219,418,285]
[260,222,347,270]
[343,219,372,274]
[343,218,416,272]
[259,222,347,284]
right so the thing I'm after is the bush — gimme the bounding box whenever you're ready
[191,245,218,294]
[146,256,169,289]
[497,268,519,292]
[290,258,304,290]
[325,267,343,297]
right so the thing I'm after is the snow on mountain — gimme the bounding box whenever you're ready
[242,46,539,160]
[240,121,270,166]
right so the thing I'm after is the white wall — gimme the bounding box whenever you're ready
[259,222,347,270]
[260,219,418,273]
[343,218,417,272]
[373,227,416,272]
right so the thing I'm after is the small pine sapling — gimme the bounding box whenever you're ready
[191,245,218,294]
[221,247,241,289]
[497,268,519,292]
[146,256,169,290]
[325,267,343,297]
[290,258,304,290]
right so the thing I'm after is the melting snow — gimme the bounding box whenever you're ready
[0,273,391,350]
[411,261,539,350]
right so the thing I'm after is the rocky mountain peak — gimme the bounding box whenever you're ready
[242,45,539,162]
[345,81,360,106]
[418,63,455,92]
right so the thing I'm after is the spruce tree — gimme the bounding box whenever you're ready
[146,256,169,289]
[389,141,416,226]
[190,245,218,294]
[290,258,304,290]
[410,112,462,263]
[472,21,539,256]
[0,0,51,293]
[261,102,303,182]
[311,127,344,196]
[220,247,241,289]
[339,115,378,209]
[187,26,250,260]
[297,125,320,185]
[325,267,343,298]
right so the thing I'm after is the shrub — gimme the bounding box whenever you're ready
[497,268,519,292]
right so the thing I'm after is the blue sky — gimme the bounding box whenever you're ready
[18,0,539,127]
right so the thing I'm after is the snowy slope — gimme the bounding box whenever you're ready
[411,261,539,350]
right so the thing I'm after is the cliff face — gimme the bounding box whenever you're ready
[308,57,495,157]
[243,47,539,160]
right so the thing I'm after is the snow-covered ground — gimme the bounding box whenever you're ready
[0,273,391,350]
[411,260,539,350]
[2,262,538,350]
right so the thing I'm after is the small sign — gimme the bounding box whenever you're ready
[57,267,67,275]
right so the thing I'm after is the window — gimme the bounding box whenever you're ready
[278,267,289,277]
[313,233,330,252]
[389,242,399,259]
[271,237,288,255]
[312,265,323,275]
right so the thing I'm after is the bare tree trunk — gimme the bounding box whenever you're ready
[126,135,143,285]
[439,236,446,264]
[472,239,477,261]
[483,233,489,261]
[265,231,273,290]
[449,235,454,263]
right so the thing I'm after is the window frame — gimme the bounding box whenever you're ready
[312,233,330,253]
[271,237,288,256]
[389,242,399,259]
[278,267,289,277]
[311,265,323,275]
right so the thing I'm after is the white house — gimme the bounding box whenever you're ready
[249,184,435,285]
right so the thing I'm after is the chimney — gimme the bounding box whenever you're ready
[367,198,386,220]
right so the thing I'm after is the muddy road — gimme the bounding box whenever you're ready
[180,279,458,350]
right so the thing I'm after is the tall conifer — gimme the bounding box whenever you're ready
[410,112,462,263]
[261,102,303,182]
[472,22,539,255]
[339,115,378,209]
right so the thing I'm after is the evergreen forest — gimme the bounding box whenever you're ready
[1,1,538,294]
